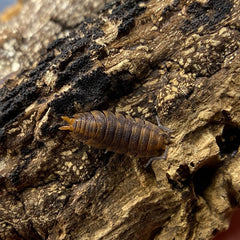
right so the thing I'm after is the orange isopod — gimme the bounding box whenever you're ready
[59,111,171,166]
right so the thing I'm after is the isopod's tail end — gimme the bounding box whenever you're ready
[59,126,72,131]
[61,116,75,123]
[59,116,75,131]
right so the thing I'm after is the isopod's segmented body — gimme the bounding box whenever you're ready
[59,111,170,158]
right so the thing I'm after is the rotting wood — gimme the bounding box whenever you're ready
[0,0,240,239]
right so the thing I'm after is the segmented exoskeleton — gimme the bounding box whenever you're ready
[59,111,171,166]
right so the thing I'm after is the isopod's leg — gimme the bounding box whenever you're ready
[156,116,173,133]
[144,147,169,168]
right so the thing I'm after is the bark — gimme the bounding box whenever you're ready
[0,0,240,239]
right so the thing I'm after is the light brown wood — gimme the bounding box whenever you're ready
[0,0,240,239]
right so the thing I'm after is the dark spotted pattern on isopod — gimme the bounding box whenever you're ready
[59,111,170,158]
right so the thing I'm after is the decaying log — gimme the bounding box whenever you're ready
[0,0,240,239]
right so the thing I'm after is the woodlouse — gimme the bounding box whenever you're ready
[59,111,171,166]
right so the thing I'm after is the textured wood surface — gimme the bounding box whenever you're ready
[0,0,240,239]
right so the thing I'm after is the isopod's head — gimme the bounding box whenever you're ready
[59,116,75,131]
[163,132,173,146]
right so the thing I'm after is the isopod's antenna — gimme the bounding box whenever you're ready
[59,116,75,131]
[156,115,173,133]
[144,146,169,168]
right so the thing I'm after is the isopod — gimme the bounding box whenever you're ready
[59,111,171,166]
